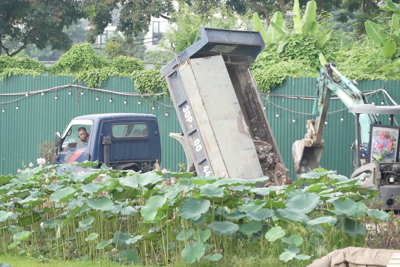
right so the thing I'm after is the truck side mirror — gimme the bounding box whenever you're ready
[54,132,61,146]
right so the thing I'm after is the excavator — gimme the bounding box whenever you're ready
[293,63,400,209]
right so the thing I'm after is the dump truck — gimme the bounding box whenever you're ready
[54,27,290,185]
[161,27,290,184]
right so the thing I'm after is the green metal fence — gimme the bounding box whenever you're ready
[0,76,185,175]
[1,75,399,180]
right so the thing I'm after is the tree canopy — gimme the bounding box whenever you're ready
[0,0,85,56]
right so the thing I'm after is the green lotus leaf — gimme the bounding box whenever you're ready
[265,226,285,242]
[367,209,390,221]
[0,211,13,222]
[85,233,99,242]
[181,242,205,264]
[96,239,113,249]
[208,221,239,236]
[280,251,296,262]
[200,184,224,198]
[179,198,210,221]
[8,240,20,249]
[18,212,41,226]
[276,209,309,223]
[112,231,133,246]
[141,195,166,222]
[337,218,367,238]
[239,221,262,236]
[295,254,311,260]
[307,216,337,226]
[203,253,223,261]
[246,209,274,221]
[81,183,104,195]
[286,192,320,214]
[237,202,265,213]
[43,220,57,230]
[282,235,303,246]
[79,217,95,228]
[251,186,286,196]
[193,229,211,243]
[13,231,32,242]
[285,245,300,254]
[49,187,76,202]
[0,175,13,186]
[126,235,143,245]
[222,210,246,220]
[177,228,195,241]
[356,201,368,219]
[87,197,114,211]
[118,249,142,264]
[332,199,358,216]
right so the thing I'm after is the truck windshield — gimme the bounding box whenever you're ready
[62,120,93,150]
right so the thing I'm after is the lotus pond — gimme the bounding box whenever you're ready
[0,162,389,266]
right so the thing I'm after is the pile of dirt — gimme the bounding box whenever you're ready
[254,140,292,186]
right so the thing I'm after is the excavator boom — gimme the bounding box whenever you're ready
[293,63,374,175]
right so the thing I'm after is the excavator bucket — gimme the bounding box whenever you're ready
[292,140,324,175]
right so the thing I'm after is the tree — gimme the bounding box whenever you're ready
[85,0,174,43]
[0,0,86,56]
[104,32,147,59]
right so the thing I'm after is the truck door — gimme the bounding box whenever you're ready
[56,119,93,164]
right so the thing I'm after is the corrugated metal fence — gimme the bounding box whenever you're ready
[1,75,399,180]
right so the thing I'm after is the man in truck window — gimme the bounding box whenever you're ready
[78,127,90,143]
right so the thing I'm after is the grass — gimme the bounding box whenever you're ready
[0,254,121,267]
[0,254,285,267]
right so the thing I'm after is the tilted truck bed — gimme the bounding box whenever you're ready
[161,27,290,184]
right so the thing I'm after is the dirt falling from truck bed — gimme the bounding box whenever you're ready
[254,140,293,186]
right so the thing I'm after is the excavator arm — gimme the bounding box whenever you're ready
[293,63,377,175]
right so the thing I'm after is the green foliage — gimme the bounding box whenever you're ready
[103,32,147,60]
[0,68,43,81]
[161,4,247,53]
[75,67,125,88]
[0,0,85,57]
[50,43,109,74]
[0,162,389,265]
[111,56,144,73]
[145,50,175,63]
[130,69,169,96]
[0,56,46,73]
[364,0,400,59]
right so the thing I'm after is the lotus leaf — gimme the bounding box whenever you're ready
[208,221,239,236]
[181,242,205,264]
[265,226,286,242]
[179,198,210,221]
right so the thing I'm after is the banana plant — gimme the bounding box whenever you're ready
[365,0,400,59]
[253,12,285,45]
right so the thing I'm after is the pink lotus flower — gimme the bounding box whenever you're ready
[97,191,108,198]
[181,190,186,198]
[53,178,58,184]
[221,171,226,177]
[29,162,33,168]
[36,158,46,166]
[93,173,106,183]
[17,169,21,173]
[45,177,49,183]
[162,168,167,175]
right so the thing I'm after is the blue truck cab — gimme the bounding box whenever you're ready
[54,113,161,172]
